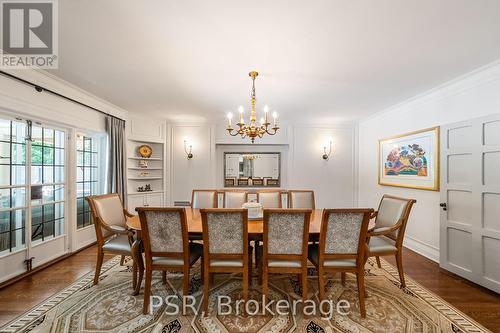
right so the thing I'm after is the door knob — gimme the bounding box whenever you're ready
[440,202,447,211]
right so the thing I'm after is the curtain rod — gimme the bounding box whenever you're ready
[0,70,125,122]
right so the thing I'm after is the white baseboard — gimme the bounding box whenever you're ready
[403,236,439,263]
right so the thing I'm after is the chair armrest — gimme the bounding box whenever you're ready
[123,209,135,218]
[370,211,378,219]
[368,225,400,237]
[100,220,133,237]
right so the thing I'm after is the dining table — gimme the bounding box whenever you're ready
[125,208,375,295]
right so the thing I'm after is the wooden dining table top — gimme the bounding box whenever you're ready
[126,208,375,235]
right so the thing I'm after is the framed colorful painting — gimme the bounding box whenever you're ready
[378,126,440,191]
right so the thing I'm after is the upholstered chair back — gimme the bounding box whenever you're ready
[319,209,373,264]
[138,208,186,255]
[264,210,311,255]
[224,191,247,208]
[257,191,281,208]
[323,212,366,254]
[288,190,315,209]
[203,210,246,254]
[191,190,217,208]
[87,193,126,238]
[376,196,411,238]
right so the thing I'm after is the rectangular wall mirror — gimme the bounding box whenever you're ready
[224,152,280,187]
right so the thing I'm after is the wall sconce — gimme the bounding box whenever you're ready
[184,140,193,160]
[322,139,332,160]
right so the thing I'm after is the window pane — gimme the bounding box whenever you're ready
[0,232,9,252]
[0,165,9,186]
[43,147,54,165]
[0,187,26,209]
[77,198,84,214]
[31,145,43,165]
[84,137,91,151]
[84,167,91,181]
[43,166,54,183]
[54,185,64,201]
[76,182,83,199]
[31,126,43,145]
[0,210,25,251]
[43,185,55,202]
[76,134,98,229]
[13,125,25,143]
[54,148,64,165]
[43,221,54,238]
[0,120,10,142]
[83,182,91,196]
[91,152,98,167]
[54,166,64,183]
[43,128,54,146]
[43,203,55,222]
[76,167,83,182]
[0,142,10,164]
[77,151,83,166]
[55,130,65,148]
[84,152,91,165]
[55,202,64,219]
[12,143,25,165]
[55,218,64,236]
[77,213,84,228]
[31,206,42,227]
[12,165,26,185]
[31,165,42,184]
[91,167,98,181]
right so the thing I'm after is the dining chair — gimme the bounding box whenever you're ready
[191,189,218,208]
[86,193,135,285]
[256,190,282,208]
[261,209,312,300]
[201,208,250,313]
[288,190,315,209]
[223,190,248,208]
[136,207,203,314]
[308,208,373,318]
[365,195,416,288]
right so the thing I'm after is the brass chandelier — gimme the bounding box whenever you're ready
[226,71,279,143]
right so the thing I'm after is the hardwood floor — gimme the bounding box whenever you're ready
[0,247,113,326]
[0,246,499,331]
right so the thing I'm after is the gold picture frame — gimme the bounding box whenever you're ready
[378,126,440,191]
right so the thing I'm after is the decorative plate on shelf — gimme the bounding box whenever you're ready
[137,145,153,158]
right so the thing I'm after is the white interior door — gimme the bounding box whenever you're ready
[440,113,500,293]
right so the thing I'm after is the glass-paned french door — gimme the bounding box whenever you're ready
[0,117,67,267]
[76,134,99,229]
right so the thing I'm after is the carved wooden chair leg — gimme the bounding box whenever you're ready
[93,251,104,285]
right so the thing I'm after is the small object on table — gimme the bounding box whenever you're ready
[242,202,263,220]
[137,186,144,192]
[145,184,152,192]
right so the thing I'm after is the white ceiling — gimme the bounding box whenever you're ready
[50,0,500,124]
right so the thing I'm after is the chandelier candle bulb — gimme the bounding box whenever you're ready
[227,113,233,128]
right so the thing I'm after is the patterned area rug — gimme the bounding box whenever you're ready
[0,256,491,333]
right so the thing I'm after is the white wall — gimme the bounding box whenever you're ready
[170,124,216,203]
[358,61,500,262]
[290,126,356,208]
[171,122,356,208]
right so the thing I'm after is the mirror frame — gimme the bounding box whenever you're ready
[223,152,281,188]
